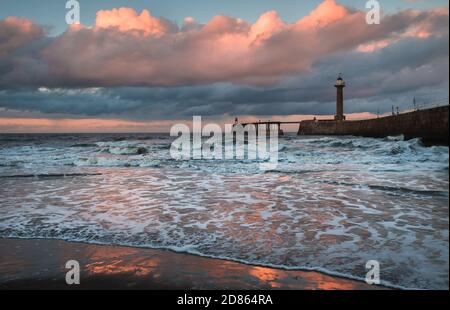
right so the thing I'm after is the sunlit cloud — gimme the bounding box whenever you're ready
[0,0,447,88]
[0,0,448,132]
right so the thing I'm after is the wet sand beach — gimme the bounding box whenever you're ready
[0,238,385,290]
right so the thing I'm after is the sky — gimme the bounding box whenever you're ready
[0,0,448,132]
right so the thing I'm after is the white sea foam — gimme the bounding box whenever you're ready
[0,133,448,289]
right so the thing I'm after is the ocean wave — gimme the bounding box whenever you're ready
[74,157,137,167]
[94,141,149,155]
[0,161,21,167]
[299,136,381,150]
[69,143,98,148]
[107,146,148,155]
[386,135,405,141]
[72,156,160,168]
[368,184,448,196]
[263,169,332,175]
[0,133,447,290]
[1,134,447,173]
[318,180,448,197]
[0,173,102,179]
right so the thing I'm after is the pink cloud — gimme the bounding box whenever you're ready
[250,11,286,43]
[0,117,181,133]
[296,0,349,29]
[0,0,448,88]
[0,17,43,57]
[355,7,448,53]
[95,8,177,36]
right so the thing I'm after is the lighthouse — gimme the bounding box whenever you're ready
[334,74,346,121]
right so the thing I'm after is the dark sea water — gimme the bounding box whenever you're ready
[0,133,448,289]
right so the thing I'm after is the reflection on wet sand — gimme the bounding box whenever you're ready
[0,238,386,290]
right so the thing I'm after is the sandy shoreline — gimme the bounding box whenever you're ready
[0,238,386,290]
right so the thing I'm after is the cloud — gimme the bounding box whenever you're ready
[296,0,348,28]
[0,17,44,57]
[0,0,448,127]
[1,32,447,119]
[0,0,447,88]
[95,8,178,36]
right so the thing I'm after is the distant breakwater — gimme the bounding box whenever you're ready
[298,105,449,145]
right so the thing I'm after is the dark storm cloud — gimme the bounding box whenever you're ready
[1,32,447,119]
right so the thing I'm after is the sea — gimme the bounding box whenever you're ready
[0,133,448,289]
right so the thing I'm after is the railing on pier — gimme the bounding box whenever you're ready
[233,97,449,127]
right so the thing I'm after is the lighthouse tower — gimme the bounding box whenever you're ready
[334,74,346,121]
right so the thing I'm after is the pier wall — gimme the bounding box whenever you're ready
[298,105,449,144]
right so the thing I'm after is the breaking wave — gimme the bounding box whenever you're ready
[0,133,448,289]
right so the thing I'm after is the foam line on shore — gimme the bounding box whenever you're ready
[3,236,408,290]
